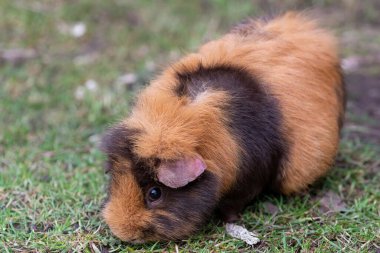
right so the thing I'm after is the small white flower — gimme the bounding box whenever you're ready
[85,79,98,91]
[71,22,86,38]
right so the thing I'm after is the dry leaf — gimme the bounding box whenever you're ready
[226,223,260,245]
[318,191,347,214]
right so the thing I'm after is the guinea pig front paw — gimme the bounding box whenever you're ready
[221,212,241,223]
[218,201,245,223]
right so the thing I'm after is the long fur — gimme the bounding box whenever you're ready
[101,12,345,242]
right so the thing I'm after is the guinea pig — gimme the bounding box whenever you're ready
[100,12,345,243]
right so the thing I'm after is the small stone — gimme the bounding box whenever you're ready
[263,201,279,215]
[318,191,347,214]
[116,73,137,86]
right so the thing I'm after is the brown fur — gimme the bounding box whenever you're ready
[103,171,153,242]
[102,12,344,242]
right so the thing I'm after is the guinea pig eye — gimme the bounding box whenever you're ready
[147,187,162,202]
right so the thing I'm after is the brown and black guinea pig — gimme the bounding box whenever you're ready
[100,12,345,243]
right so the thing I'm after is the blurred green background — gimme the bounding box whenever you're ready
[0,1,379,252]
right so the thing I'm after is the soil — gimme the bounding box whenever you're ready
[345,73,380,145]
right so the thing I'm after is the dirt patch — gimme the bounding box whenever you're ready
[344,73,380,145]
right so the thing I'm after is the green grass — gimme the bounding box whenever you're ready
[1,1,379,252]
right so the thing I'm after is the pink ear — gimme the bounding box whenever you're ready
[157,155,206,188]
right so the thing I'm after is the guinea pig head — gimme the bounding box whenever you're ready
[100,124,220,242]
[100,82,240,242]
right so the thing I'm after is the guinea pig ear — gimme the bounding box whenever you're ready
[157,155,206,188]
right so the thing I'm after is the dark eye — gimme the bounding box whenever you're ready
[148,187,161,202]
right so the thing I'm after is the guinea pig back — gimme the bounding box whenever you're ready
[101,12,345,242]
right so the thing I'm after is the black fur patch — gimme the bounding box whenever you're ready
[151,171,219,240]
[100,125,139,160]
[175,64,288,219]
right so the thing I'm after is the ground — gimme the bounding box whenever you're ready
[0,1,379,252]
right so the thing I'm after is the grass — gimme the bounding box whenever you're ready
[0,1,379,252]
